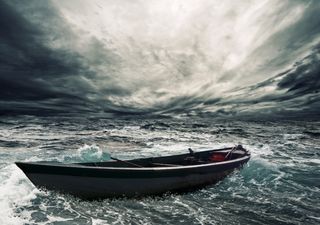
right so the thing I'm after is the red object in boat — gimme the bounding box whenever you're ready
[210,153,225,162]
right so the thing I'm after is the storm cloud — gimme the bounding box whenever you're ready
[0,0,319,118]
[0,0,93,115]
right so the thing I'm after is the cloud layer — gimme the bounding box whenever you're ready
[0,0,319,118]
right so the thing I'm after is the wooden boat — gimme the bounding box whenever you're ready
[16,145,250,199]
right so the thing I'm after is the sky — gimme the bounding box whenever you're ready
[0,0,319,118]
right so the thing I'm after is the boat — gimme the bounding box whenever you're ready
[16,145,250,199]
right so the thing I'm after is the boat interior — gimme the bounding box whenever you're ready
[79,146,249,168]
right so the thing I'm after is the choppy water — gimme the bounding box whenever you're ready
[0,116,319,225]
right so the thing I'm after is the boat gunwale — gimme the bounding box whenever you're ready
[16,150,251,171]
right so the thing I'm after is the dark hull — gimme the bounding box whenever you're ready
[16,148,250,199]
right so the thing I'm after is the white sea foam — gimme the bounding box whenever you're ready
[0,165,38,225]
[92,218,109,225]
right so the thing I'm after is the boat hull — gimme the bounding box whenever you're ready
[25,169,235,198]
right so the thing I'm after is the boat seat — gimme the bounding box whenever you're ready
[150,163,180,167]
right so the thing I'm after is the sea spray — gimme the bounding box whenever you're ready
[63,144,111,163]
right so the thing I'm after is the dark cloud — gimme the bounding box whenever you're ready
[0,1,88,102]
[277,44,320,96]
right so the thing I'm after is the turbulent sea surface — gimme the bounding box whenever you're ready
[0,116,319,225]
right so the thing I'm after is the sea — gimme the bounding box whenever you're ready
[0,115,319,225]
